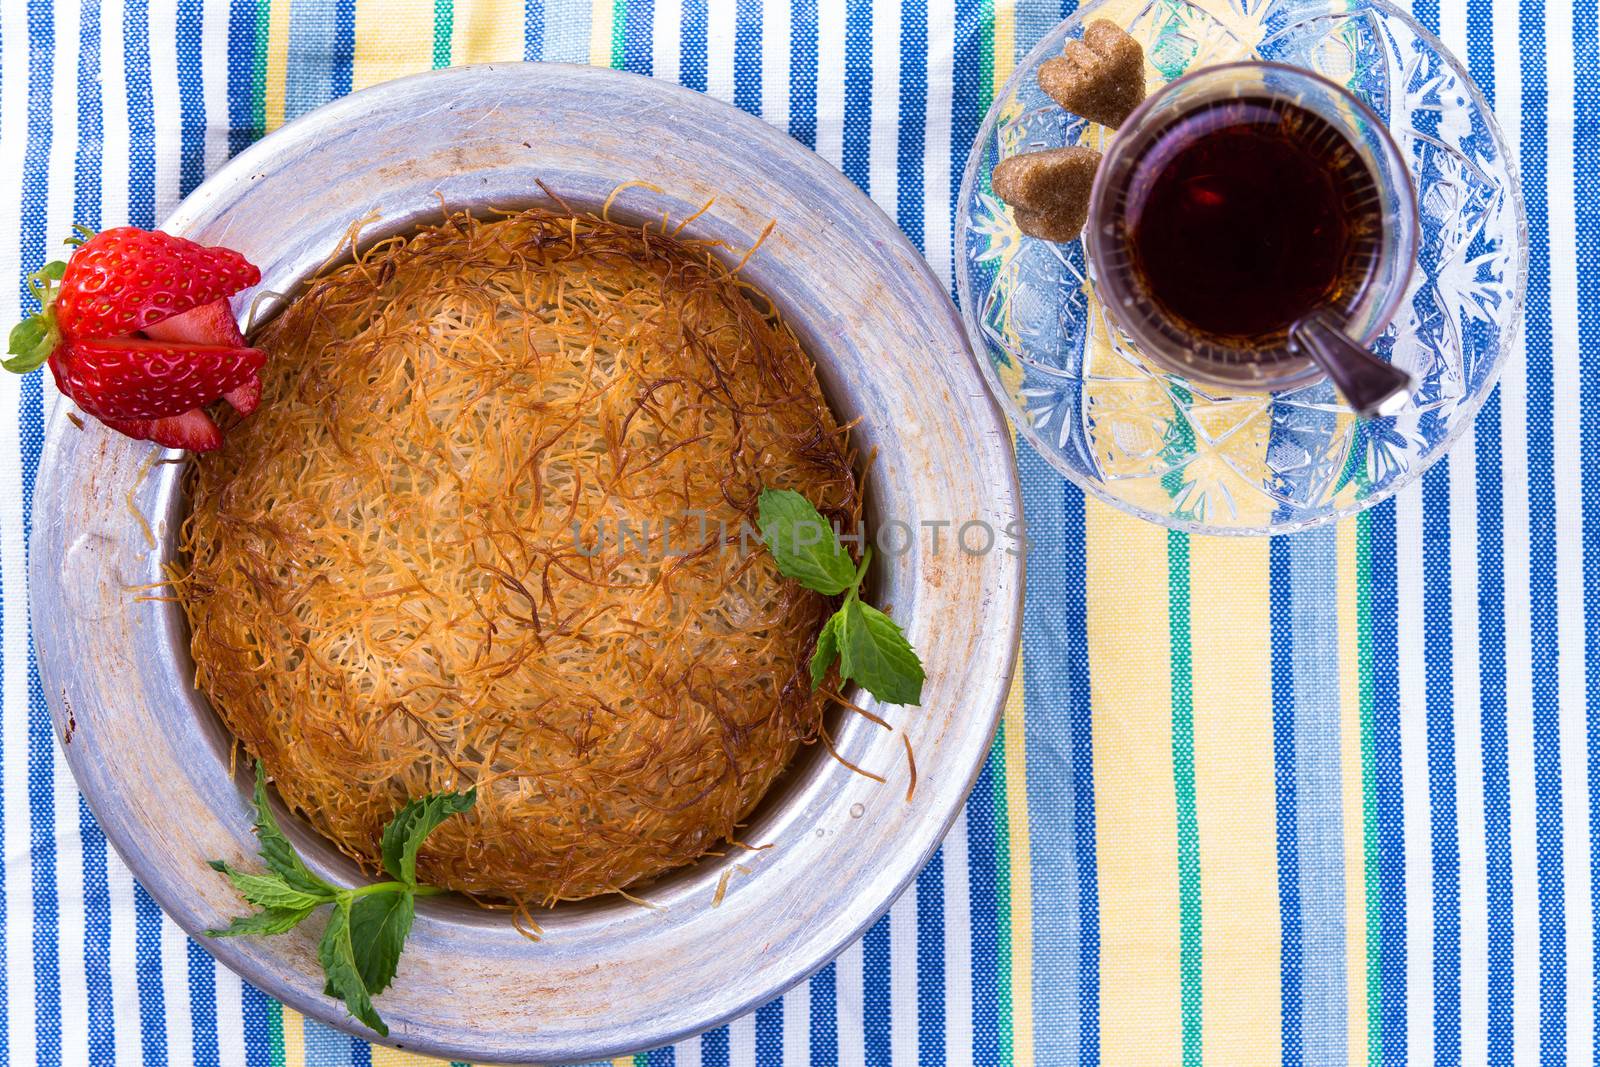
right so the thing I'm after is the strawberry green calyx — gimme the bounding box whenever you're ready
[6,260,67,374]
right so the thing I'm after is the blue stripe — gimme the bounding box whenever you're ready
[916,851,946,1066]
[1458,7,1513,1064]
[732,0,760,113]
[226,0,262,157]
[1366,502,1407,1065]
[896,0,926,248]
[176,0,206,195]
[1422,462,1463,1067]
[647,1043,677,1066]
[1064,484,1100,1067]
[1517,0,1567,1060]
[284,0,341,121]
[1018,442,1086,1064]
[840,0,872,192]
[1476,390,1514,1067]
[188,939,221,1066]
[20,1,60,1062]
[524,0,545,60]
[302,1017,353,1066]
[755,998,783,1065]
[537,0,591,63]
[622,0,654,74]
[701,1024,730,1067]
[679,0,707,91]
[787,0,817,148]
[1288,528,1349,1067]
[239,982,276,1067]
[810,961,839,1065]
[81,800,115,1065]
[331,0,354,98]
[1573,4,1600,1065]
[133,883,169,1064]
[864,913,892,1066]
[949,0,982,298]
[1269,536,1303,1067]
[349,1031,372,1067]
[966,743,1004,1067]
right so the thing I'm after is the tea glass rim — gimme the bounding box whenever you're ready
[1084,59,1422,395]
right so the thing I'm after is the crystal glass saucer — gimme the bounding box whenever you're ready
[956,0,1528,535]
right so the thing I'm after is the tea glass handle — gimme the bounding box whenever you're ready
[1291,312,1414,418]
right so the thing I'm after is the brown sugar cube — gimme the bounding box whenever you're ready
[1038,19,1146,129]
[992,146,1100,242]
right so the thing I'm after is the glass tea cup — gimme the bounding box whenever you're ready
[1084,62,1420,417]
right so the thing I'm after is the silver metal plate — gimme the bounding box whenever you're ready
[31,63,1024,1064]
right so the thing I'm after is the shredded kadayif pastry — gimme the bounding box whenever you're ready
[175,206,858,905]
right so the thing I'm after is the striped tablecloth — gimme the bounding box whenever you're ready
[0,0,1589,1064]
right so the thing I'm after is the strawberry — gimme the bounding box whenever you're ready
[52,338,265,421]
[7,226,265,452]
[101,410,224,452]
[144,301,262,414]
[52,228,259,342]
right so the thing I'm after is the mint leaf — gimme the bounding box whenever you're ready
[4,315,54,374]
[214,863,331,911]
[318,899,388,1035]
[380,789,476,885]
[211,768,477,1039]
[839,597,926,706]
[810,612,842,690]
[207,906,317,938]
[349,890,415,995]
[249,763,331,895]
[757,489,856,596]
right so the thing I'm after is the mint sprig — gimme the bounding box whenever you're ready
[208,763,475,1036]
[757,488,925,706]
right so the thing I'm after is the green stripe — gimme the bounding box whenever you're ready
[432,0,454,68]
[1356,512,1383,1066]
[1168,530,1202,1066]
[990,722,1016,1066]
[266,997,285,1067]
[611,0,628,68]
[250,0,269,135]
[975,11,1012,1062]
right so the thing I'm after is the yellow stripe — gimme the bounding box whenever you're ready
[1187,535,1281,1065]
[588,0,614,67]
[352,0,438,91]
[992,0,1016,89]
[280,1006,306,1067]
[262,0,291,132]
[1003,655,1034,1067]
[1085,499,1179,1066]
[1337,515,1368,1063]
[452,0,529,63]
[370,1047,458,1066]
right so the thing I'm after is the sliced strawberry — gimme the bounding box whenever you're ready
[221,376,262,416]
[142,298,247,347]
[146,301,262,414]
[102,409,223,452]
[56,337,265,422]
[9,227,266,452]
[146,410,223,451]
[53,228,260,342]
